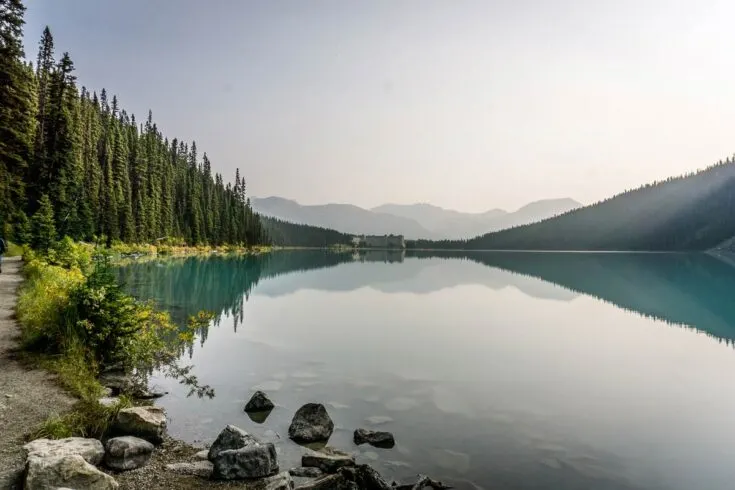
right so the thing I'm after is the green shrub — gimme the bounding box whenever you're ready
[17,257,85,350]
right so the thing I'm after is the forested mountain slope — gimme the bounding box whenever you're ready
[260,216,353,247]
[0,9,265,246]
[409,159,735,251]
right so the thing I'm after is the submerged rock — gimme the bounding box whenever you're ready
[208,425,259,461]
[23,437,105,466]
[294,472,356,490]
[289,466,324,478]
[247,408,273,424]
[211,443,279,480]
[132,385,168,400]
[353,428,395,448]
[165,461,214,478]
[104,436,154,471]
[288,403,334,442]
[302,447,355,474]
[245,390,275,412]
[113,406,167,444]
[25,454,119,490]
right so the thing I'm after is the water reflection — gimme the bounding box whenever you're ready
[119,251,735,348]
[117,250,735,490]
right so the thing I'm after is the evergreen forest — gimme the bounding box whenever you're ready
[0,1,266,247]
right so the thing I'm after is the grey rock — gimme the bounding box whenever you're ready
[294,472,358,490]
[23,437,105,466]
[212,443,279,480]
[194,449,209,460]
[132,385,168,400]
[113,406,166,444]
[340,465,392,490]
[289,466,324,478]
[353,428,395,448]
[165,461,214,478]
[241,471,293,490]
[302,447,355,474]
[393,474,452,490]
[104,436,154,471]
[98,396,120,408]
[288,403,334,443]
[25,454,119,490]
[98,372,133,395]
[208,425,259,461]
[245,390,275,412]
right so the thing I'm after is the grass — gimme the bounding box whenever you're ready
[5,241,24,257]
[29,396,133,440]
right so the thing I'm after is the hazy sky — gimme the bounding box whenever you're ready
[22,0,735,212]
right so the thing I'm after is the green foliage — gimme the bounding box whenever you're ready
[46,236,93,270]
[17,254,85,350]
[1,8,268,249]
[30,193,56,252]
[5,241,24,257]
[261,216,352,248]
[11,210,31,244]
[67,255,145,367]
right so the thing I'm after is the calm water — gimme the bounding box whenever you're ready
[118,251,735,490]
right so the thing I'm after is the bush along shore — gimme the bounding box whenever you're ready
[14,240,451,489]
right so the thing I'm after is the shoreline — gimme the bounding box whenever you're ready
[0,257,75,489]
[3,253,433,489]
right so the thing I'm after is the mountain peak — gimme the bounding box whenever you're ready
[253,196,582,239]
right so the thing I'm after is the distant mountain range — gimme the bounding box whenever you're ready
[409,158,735,251]
[251,197,581,239]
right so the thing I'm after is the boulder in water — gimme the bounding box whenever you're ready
[353,428,395,448]
[245,390,275,412]
[288,403,334,442]
[302,447,355,474]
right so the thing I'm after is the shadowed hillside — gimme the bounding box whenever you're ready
[410,159,735,251]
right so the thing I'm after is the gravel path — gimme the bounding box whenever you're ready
[0,257,74,489]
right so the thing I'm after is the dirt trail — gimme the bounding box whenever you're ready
[0,257,74,489]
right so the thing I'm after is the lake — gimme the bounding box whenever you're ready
[118,250,735,490]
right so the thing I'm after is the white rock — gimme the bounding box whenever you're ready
[23,438,105,466]
[25,454,118,490]
[113,406,166,444]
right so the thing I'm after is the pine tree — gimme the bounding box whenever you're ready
[0,0,35,227]
[30,194,56,251]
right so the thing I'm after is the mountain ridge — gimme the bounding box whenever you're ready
[252,196,582,240]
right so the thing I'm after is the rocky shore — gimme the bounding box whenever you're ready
[17,379,450,489]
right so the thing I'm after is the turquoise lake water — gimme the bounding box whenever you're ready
[118,250,735,489]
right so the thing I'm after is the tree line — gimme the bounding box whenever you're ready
[409,158,735,252]
[0,0,266,248]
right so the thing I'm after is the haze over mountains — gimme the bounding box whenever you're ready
[252,197,581,239]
